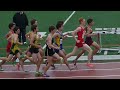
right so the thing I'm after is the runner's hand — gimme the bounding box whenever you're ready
[55,47,59,50]
[76,40,80,43]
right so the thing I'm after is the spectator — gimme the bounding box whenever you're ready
[13,11,28,44]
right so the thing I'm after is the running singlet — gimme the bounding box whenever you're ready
[10,38,20,55]
[6,31,14,53]
[75,26,85,48]
[27,31,33,39]
[45,37,55,56]
[33,35,40,47]
[85,27,93,46]
[29,34,40,53]
[55,31,63,49]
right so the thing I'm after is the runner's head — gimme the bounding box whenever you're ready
[79,17,86,26]
[31,25,38,33]
[56,21,64,31]
[31,19,38,26]
[87,18,94,26]
[8,22,16,30]
[49,26,56,34]
[13,26,20,34]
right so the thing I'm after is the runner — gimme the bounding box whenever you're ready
[24,25,43,76]
[20,19,44,72]
[43,26,66,77]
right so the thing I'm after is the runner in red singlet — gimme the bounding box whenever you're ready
[6,23,16,56]
[0,23,17,71]
[66,18,94,67]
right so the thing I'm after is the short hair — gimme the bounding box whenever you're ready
[30,19,37,25]
[49,26,55,32]
[8,22,15,29]
[56,21,64,29]
[79,17,84,24]
[87,18,93,24]
[13,26,19,33]
[31,25,37,31]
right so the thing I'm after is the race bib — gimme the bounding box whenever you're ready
[60,38,62,44]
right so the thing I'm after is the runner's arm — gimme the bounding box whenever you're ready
[5,31,11,38]
[85,28,97,37]
[7,34,12,41]
[25,32,31,41]
[30,34,41,48]
[14,35,23,45]
[72,27,81,42]
[47,36,59,49]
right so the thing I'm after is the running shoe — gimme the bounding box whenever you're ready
[42,73,50,77]
[86,63,94,68]
[0,67,4,71]
[35,72,43,77]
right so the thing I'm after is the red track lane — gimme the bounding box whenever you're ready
[0,62,120,79]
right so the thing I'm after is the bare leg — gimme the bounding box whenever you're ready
[36,53,42,73]
[22,51,31,62]
[31,53,39,72]
[39,48,44,65]
[43,53,61,77]
[45,57,56,69]
[0,54,13,70]
[82,44,93,67]
[16,53,24,71]
[24,52,36,64]
[66,46,78,58]
[62,49,67,55]
[43,56,53,76]
[39,48,44,57]
[11,56,17,65]
[0,54,13,62]
[73,50,85,65]
[0,52,11,69]
[91,42,100,60]
[31,53,43,77]
[58,50,71,70]
[0,61,6,69]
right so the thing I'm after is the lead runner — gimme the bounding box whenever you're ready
[66,17,94,67]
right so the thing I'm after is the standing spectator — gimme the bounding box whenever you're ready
[13,11,28,44]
